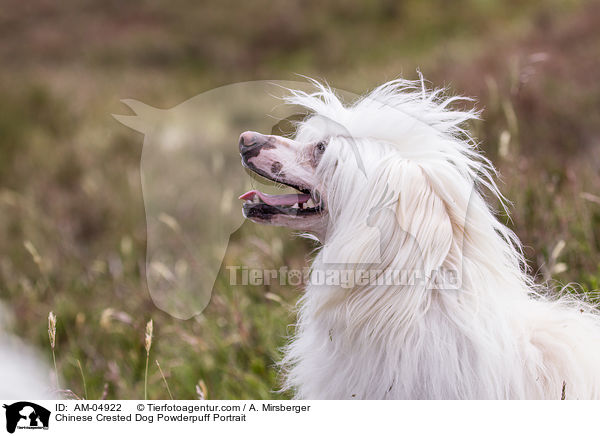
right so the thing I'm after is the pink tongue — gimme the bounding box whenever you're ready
[239,189,310,206]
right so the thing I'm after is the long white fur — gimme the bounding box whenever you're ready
[278,77,600,399]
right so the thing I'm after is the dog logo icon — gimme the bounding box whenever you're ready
[2,402,50,433]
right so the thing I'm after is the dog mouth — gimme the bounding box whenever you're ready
[239,187,324,219]
[238,130,325,223]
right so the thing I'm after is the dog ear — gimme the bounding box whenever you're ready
[366,158,455,284]
[396,161,453,274]
[322,158,456,283]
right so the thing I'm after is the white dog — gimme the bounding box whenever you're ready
[238,77,600,399]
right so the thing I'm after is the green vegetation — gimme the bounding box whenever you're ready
[0,0,599,399]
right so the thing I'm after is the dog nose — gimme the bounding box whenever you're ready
[239,131,257,149]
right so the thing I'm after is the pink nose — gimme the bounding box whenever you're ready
[239,131,257,148]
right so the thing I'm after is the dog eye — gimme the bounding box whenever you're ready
[312,140,328,166]
[315,140,328,153]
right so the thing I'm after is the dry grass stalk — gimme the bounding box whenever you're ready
[76,359,88,399]
[144,319,153,400]
[196,380,208,400]
[48,312,58,389]
[155,360,174,400]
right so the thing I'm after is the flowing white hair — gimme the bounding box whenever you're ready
[278,77,600,399]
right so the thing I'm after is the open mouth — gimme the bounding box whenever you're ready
[238,131,325,222]
[239,187,324,219]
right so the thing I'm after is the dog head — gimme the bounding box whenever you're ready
[239,130,328,235]
[239,78,521,280]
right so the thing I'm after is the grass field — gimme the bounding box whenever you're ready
[0,0,599,399]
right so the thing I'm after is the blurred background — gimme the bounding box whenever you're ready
[0,0,599,399]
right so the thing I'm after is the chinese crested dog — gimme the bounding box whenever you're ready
[238,77,600,399]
